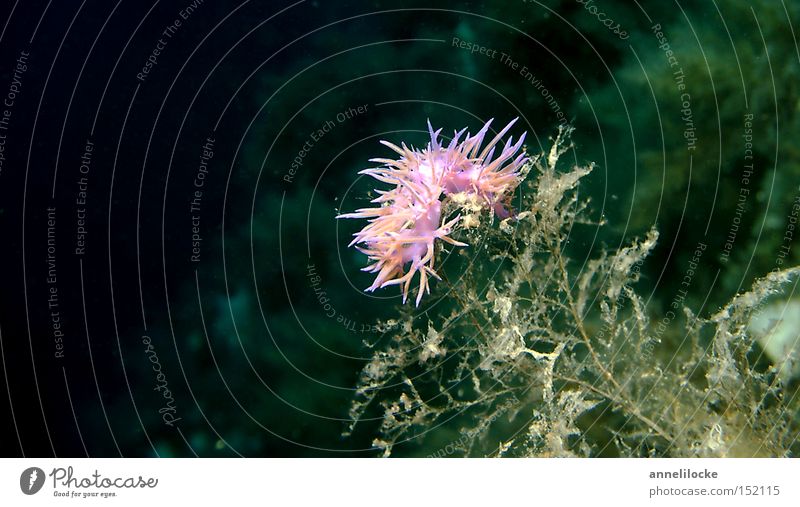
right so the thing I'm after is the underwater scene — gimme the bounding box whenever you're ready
[0,0,799,459]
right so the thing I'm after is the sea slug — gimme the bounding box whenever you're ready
[338,118,529,305]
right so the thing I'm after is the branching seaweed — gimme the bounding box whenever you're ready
[346,127,800,457]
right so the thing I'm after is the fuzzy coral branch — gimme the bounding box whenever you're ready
[338,119,529,305]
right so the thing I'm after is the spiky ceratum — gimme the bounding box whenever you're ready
[338,118,529,305]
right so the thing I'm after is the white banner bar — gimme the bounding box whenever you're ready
[1,458,798,506]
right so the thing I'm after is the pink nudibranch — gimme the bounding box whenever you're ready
[338,118,529,306]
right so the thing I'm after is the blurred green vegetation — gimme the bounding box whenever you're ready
[133,0,799,457]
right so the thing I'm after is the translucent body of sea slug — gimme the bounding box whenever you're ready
[338,118,529,305]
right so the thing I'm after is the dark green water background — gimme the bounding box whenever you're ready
[0,0,797,457]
